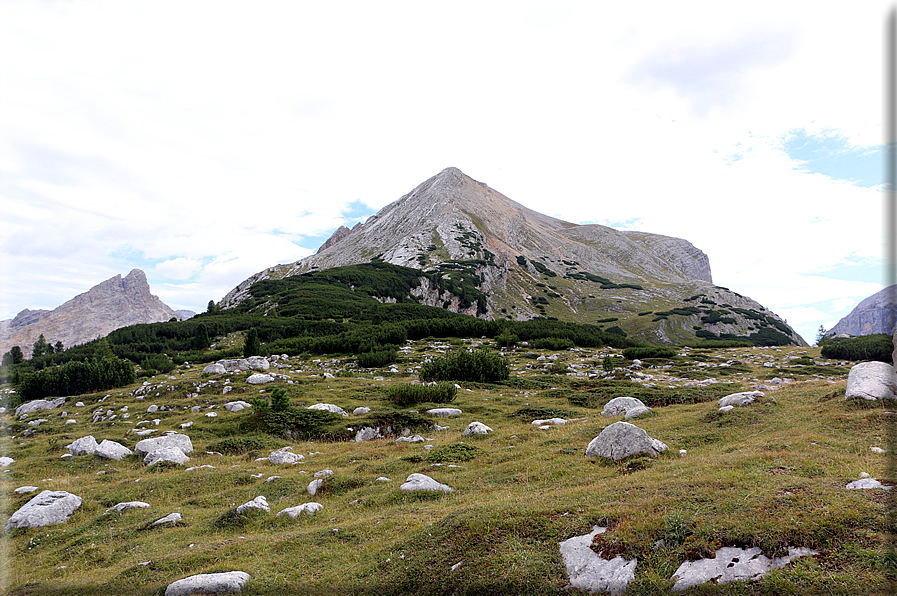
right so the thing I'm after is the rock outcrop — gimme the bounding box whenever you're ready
[829,284,897,337]
[0,269,180,358]
[6,490,82,531]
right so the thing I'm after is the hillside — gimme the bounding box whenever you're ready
[0,270,180,359]
[0,333,888,594]
[222,168,805,347]
[828,285,897,337]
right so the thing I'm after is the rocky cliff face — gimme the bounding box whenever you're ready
[221,167,804,345]
[0,269,180,358]
[829,285,897,337]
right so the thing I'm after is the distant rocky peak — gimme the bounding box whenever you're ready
[316,225,354,254]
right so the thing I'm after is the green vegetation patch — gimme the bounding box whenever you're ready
[821,334,894,363]
[425,443,483,463]
[386,382,458,407]
[420,349,510,383]
[566,381,744,409]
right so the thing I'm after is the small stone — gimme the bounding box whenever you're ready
[277,502,323,518]
[400,473,452,492]
[236,496,270,514]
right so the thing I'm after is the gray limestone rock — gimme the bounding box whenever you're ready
[236,496,269,514]
[671,546,817,592]
[217,359,251,372]
[135,433,194,457]
[152,512,183,526]
[267,447,304,464]
[15,397,66,417]
[353,406,371,415]
[202,363,227,375]
[718,391,765,408]
[601,397,650,418]
[246,373,275,385]
[165,571,250,596]
[585,422,668,461]
[246,356,270,371]
[144,447,191,467]
[845,361,897,401]
[68,435,98,456]
[224,401,252,412]
[307,478,324,496]
[559,525,637,595]
[277,502,323,518]
[307,403,348,416]
[5,490,82,530]
[105,501,150,514]
[354,427,381,442]
[94,439,133,461]
[532,418,567,426]
[427,408,462,417]
[400,473,452,492]
[462,421,493,435]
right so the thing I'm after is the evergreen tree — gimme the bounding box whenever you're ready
[815,325,828,346]
[54,341,64,353]
[32,335,49,358]
[193,323,211,350]
[2,346,24,367]
[207,300,219,314]
[243,328,261,357]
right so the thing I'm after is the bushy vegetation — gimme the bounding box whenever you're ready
[139,353,176,376]
[622,346,676,360]
[357,348,399,368]
[529,337,575,350]
[821,334,894,363]
[16,356,136,401]
[419,349,510,383]
[386,382,457,407]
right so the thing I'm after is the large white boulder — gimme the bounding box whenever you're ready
[601,397,649,418]
[277,502,323,518]
[135,433,194,457]
[845,361,897,401]
[267,447,304,464]
[224,401,252,412]
[585,422,668,461]
[165,571,250,596]
[246,356,270,371]
[236,496,270,514]
[427,408,462,417]
[15,397,66,417]
[202,363,227,375]
[718,391,765,408]
[307,403,348,417]
[144,447,191,467]
[462,421,493,435]
[559,525,637,595]
[95,439,133,461]
[67,435,98,456]
[246,373,275,385]
[400,473,452,492]
[5,490,82,531]
[217,359,251,372]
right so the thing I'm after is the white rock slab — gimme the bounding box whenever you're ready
[427,408,462,417]
[202,363,227,375]
[15,397,66,417]
[105,501,150,514]
[95,439,133,461]
[601,397,649,418]
[217,359,251,372]
[845,361,897,400]
[585,422,668,461]
[277,502,323,518]
[718,391,765,408]
[68,435,98,456]
[0,456,13,467]
[267,447,304,464]
[353,406,371,415]
[152,512,183,526]
[5,490,82,530]
[400,473,452,492]
[165,571,250,596]
[135,433,193,457]
[846,477,892,490]
[144,447,191,467]
[463,421,493,435]
[559,525,636,595]
[14,486,39,494]
[236,496,269,514]
[307,403,348,416]
[532,418,567,426]
[224,401,252,412]
[395,435,426,443]
[671,546,818,592]
[246,373,275,385]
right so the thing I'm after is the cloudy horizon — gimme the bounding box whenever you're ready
[1,1,892,345]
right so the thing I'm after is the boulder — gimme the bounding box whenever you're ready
[463,421,493,435]
[671,546,818,592]
[105,501,150,514]
[307,403,348,417]
[400,473,452,492]
[395,435,426,443]
[307,478,324,496]
[202,363,227,375]
[246,356,270,371]
[217,359,251,372]
[427,408,462,417]
[623,406,652,420]
[277,502,323,518]
[353,406,371,415]
[0,456,13,467]
[67,435,98,456]
[152,512,183,526]
[601,397,649,418]
[5,490,82,531]
[718,391,765,408]
[267,447,304,464]
[354,427,381,442]
[585,422,668,461]
[135,433,194,457]
[532,418,567,426]
[224,401,252,412]
[15,397,66,417]
[95,439,133,461]
[165,571,250,596]
[14,486,39,494]
[144,447,191,467]
[236,496,270,514]
[845,361,897,401]
[846,477,892,490]
[246,373,275,385]
[559,525,637,595]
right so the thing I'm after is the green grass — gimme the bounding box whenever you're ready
[0,343,890,594]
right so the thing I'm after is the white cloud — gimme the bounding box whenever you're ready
[0,0,891,341]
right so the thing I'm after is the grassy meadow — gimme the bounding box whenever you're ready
[0,339,893,595]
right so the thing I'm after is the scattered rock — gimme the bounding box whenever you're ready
[601,397,650,419]
[0,456,13,467]
[585,422,668,461]
[15,397,66,418]
[307,403,348,416]
[845,361,897,401]
[671,546,818,592]
[202,363,227,375]
[353,406,371,415]
[15,486,39,494]
[246,373,275,385]
[277,503,323,518]
[718,391,765,408]
[6,490,82,530]
[267,447,304,464]
[559,525,636,595]
[224,401,252,412]
[246,356,270,371]
[105,501,150,514]
[67,435,99,456]
[532,418,566,426]
[846,477,892,490]
[217,359,251,372]
[152,512,183,526]
[354,427,382,442]
[395,435,426,443]
[463,421,493,435]
[400,473,452,492]
[307,478,324,496]
[135,433,194,458]
[427,408,462,417]
[236,496,270,514]
[144,447,191,467]
[165,571,250,596]
[94,439,133,461]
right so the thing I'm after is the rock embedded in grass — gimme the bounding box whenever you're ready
[558,525,637,595]
[67,435,98,456]
[845,361,897,401]
[427,408,462,417]
[224,401,252,412]
[585,422,668,461]
[463,421,493,435]
[95,439,132,461]
[277,502,323,518]
[601,397,650,419]
[247,373,275,385]
[307,403,348,416]
[152,512,183,526]
[144,446,191,466]
[236,496,270,514]
[15,397,66,417]
[400,473,452,492]
[164,571,250,596]
[6,490,82,531]
[105,501,150,514]
[670,546,818,592]
[266,447,304,464]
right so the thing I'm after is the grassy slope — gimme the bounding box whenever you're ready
[0,341,891,595]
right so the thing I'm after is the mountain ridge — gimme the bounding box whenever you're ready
[829,284,897,337]
[222,167,803,346]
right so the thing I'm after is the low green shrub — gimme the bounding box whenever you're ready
[208,434,275,455]
[141,353,176,374]
[530,337,575,350]
[425,443,483,463]
[622,346,676,360]
[821,334,894,363]
[419,349,510,383]
[357,348,398,368]
[386,382,457,407]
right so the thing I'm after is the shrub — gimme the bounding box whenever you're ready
[208,434,274,455]
[425,443,482,463]
[17,357,136,400]
[357,348,398,368]
[140,353,175,374]
[386,382,458,407]
[419,349,510,383]
[622,346,676,360]
[530,337,575,350]
[602,355,615,372]
[820,334,894,363]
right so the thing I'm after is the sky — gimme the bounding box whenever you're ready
[0,1,893,346]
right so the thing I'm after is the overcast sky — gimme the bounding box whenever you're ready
[1,1,891,345]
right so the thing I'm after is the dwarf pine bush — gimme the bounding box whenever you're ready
[419,349,510,383]
[386,382,457,407]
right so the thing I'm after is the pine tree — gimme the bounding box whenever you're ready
[32,335,49,358]
[243,328,261,357]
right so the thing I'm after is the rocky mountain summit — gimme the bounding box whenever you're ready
[222,167,804,345]
[0,269,180,358]
[828,284,896,337]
